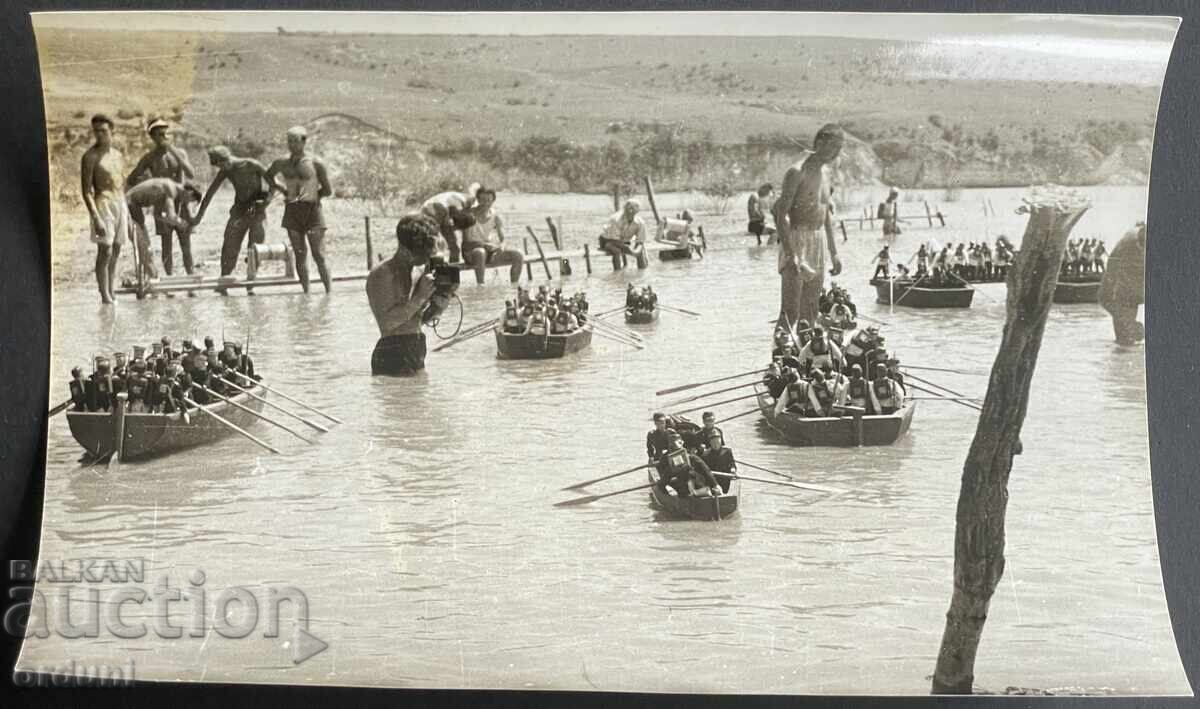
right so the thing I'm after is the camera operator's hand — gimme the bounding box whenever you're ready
[413,272,437,305]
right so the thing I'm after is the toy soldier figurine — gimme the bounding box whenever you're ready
[88,355,114,412]
[69,367,89,412]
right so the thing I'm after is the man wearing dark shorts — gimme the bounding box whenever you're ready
[266,126,334,293]
[366,213,441,375]
[191,145,273,287]
[747,183,776,243]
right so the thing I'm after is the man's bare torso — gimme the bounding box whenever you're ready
[787,158,832,231]
[142,146,188,181]
[270,155,321,202]
[126,177,181,211]
[85,146,125,197]
[224,159,270,203]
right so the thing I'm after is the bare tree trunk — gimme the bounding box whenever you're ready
[931,187,1090,695]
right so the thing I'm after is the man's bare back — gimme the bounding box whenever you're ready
[777,154,833,232]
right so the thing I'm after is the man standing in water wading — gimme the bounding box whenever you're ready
[80,114,129,304]
[772,124,844,330]
[266,126,334,294]
[366,214,441,376]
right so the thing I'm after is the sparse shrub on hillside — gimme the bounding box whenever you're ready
[505,97,523,106]
[407,78,435,90]
[116,108,140,121]
[73,110,86,119]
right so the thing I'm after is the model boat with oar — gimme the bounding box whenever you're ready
[871,277,974,308]
[647,465,739,521]
[67,383,270,460]
[494,323,593,359]
[754,383,916,446]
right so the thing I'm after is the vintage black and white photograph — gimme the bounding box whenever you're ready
[13,9,1186,695]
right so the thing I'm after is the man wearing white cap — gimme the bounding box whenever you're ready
[191,145,273,284]
[598,198,649,270]
[265,126,334,293]
[127,117,197,276]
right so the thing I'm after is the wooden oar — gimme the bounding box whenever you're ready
[669,391,760,416]
[891,272,929,307]
[230,372,342,424]
[714,407,760,425]
[664,378,761,407]
[182,396,282,455]
[554,481,659,507]
[590,317,644,341]
[594,308,627,320]
[562,462,651,491]
[948,270,1001,303]
[47,398,73,417]
[900,364,984,376]
[906,382,982,412]
[432,319,498,352]
[656,304,702,317]
[656,368,766,397]
[731,458,793,481]
[222,376,332,432]
[909,396,981,402]
[904,372,979,403]
[712,471,846,495]
[857,312,891,327]
[590,326,644,349]
[198,384,315,444]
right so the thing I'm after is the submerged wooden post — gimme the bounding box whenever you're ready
[924,200,934,227]
[522,237,533,280]
[364,215,374,270]
[931,186,1090,695]
[583,243,593,275]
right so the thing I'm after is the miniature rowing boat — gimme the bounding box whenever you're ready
[66,384,268,460]
[625,308,659,324]
[494,323,593,359]
[1052,278,1102,303]
[647,466,740,521]
[755,384,916,447]
[872,278,974,308]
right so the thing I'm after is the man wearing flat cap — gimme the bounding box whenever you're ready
[266,125,334,293]
[127,117,198,277]
[191,145,274,287]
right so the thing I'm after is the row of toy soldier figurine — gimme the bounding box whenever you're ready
[625,283,658,313]
[68,336,258,414]
[1062,238,1108,276]
[765,325,906,417]
[501,286,590,336]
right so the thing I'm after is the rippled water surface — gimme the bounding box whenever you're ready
[19,187,1187,694]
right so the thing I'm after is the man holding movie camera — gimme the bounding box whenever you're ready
[366,213,460,376]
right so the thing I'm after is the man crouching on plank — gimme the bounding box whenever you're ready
[772,123,844,330]
[366,213,443,376]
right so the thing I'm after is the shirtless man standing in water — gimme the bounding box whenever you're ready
[266,126,333,293]
[190,145,273,288]
[81,114,129,304]
[771,123,844,330]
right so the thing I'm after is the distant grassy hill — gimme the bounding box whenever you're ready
[37,27,1162,203]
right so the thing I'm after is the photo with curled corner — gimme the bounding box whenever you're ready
[12,9,1187,696]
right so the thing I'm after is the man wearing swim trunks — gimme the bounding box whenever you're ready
[81,114,130,304]
[366,213,440,376]
[772,123,844,331]
[599,199,650,270]
[747,183,776,243]
[461,186,525,285]
[266,126,334,293]
[191,145,273,286]
[127,118,196,277]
